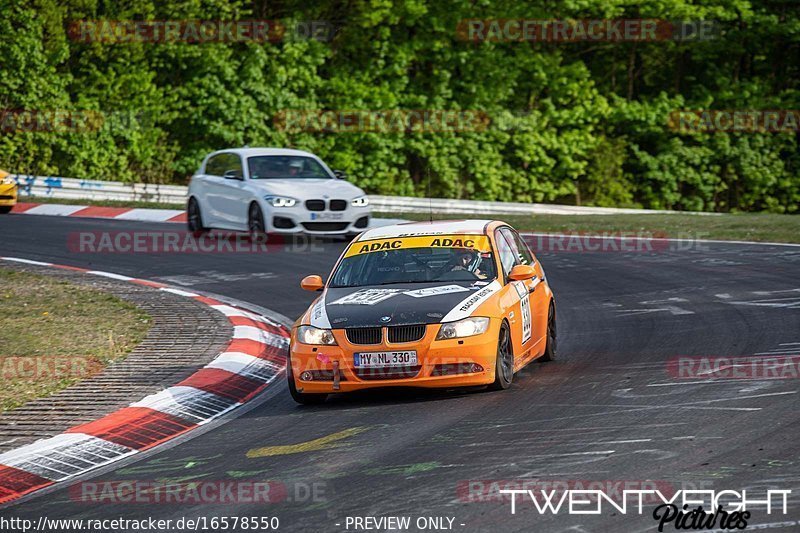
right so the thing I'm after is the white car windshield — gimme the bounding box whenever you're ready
[247,156,332,179]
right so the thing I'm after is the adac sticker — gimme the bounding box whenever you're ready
[345,235,491,258]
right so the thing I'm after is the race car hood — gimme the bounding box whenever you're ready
[314,280,502,328]
[247,178,365,201]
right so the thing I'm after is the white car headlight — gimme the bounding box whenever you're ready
[351,196,369,207]
[436,317,490,340]
[265,195,297,207]
[297,325,338,345]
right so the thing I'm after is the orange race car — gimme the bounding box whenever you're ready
[288,219,556,404]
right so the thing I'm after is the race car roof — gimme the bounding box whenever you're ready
[210,147,318,158]
[356,220,495,241]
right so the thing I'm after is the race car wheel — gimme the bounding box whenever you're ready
[490,322,514,390]
[540,301,557,362]
[187,198,208,235]
[248,203,266,237]
[0,206,12,214]
[287,358,328,405]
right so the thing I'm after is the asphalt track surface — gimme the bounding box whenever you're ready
[2,213,800,532]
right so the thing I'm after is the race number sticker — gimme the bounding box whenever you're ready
[329,288,403,306]
[403,285,471,298]
[310,294,331,328]
[513,281,532,344]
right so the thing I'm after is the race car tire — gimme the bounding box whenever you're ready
[490,321,514,390]
[287,358,328,405]
[248,203,267,237]
[540,301,557,362]
[0,206,12,214]
[187,197,209,235]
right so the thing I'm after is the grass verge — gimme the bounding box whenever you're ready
[377,211,800,244]
[0,269,151,412]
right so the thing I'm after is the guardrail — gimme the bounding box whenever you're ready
[367,195,677,216]
[11,175,683,216]
[12,175,187,205]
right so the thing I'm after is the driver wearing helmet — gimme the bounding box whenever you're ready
[450,249,486,278]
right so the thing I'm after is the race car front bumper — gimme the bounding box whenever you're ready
[289,320,502,393]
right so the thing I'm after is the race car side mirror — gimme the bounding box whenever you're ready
[301,275,325,292]
[508,264,536,281]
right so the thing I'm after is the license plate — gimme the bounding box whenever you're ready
[354,351,417,368]
[310,212,344,220]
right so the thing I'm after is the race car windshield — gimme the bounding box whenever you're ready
[247,156,333,179]
[330,246,497,287]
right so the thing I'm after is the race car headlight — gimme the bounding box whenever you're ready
[297,325,338,345]
[264,195,297,207]
[351,196,369,207]
[436,317,490,340]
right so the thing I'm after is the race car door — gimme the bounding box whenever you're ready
[495,229,533,361]
[496,227,544,361]
[215,153,250,228]
[503,227,548,352]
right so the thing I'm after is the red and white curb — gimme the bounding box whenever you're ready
[0,257,290,506]
[8,202,405,230]
[10,203,186,223]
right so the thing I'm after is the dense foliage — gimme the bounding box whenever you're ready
[1,0,798,212]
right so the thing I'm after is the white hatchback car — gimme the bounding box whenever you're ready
[187,148,371,235]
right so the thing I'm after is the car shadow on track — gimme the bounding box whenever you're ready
[321,385,490,407]
[307,359,570,409]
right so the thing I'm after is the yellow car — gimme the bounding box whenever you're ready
[288,219,556,404]
[0,170,16,214]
